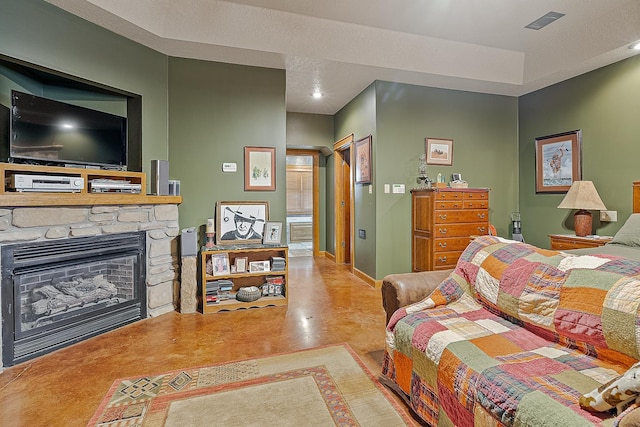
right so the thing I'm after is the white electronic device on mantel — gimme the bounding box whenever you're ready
[9,174,84,192]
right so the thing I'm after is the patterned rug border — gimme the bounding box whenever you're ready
[87,343,415,426]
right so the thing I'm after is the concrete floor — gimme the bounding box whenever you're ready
[0,256,412,426]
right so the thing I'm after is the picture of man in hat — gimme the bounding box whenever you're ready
[220,206,264,241]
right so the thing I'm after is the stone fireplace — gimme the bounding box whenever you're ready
[0,203,180,368]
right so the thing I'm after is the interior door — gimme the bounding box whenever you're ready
[333,134,354,267]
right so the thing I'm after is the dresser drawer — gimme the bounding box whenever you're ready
[435,191,463,201]
[463,199,488,209]
[434,210,488,224]
[435,200,463,210]
[464,192,488,200]
[433,251,462,269]
[434,237,472,252]
[434,223,489,237]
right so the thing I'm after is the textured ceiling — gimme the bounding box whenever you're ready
[45,0,640,115]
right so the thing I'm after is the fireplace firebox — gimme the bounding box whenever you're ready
[1,232,146,366]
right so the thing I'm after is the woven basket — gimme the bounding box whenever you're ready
[236,286,262,302]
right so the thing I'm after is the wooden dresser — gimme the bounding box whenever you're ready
[411,188,490,271]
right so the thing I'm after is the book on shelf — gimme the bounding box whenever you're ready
[206,279,234,304]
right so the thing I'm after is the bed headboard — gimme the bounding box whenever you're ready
[634,181,640,213]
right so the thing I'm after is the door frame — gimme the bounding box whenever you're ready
[333,134,355,270]
[286,149,320,257]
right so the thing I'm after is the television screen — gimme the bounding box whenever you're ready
[10,90,127,169]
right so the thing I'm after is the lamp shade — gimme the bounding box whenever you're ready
[557,181,607,211]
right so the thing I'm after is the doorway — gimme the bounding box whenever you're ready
[333,134,354,268]
[285,149,320,257]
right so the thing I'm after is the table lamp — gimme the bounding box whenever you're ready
[557,181,607,237]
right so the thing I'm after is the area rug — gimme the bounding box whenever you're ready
[87,344,415,426]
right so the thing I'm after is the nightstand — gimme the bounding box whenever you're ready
[548,234,613,250]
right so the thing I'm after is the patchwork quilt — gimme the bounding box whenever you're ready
[383,236,640,427]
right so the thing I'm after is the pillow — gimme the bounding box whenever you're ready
[610,214,640,247]
[580,361,640,412]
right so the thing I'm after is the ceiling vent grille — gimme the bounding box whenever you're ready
[525,11,565,30]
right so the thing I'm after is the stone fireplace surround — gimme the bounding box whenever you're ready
[0,203,180,370]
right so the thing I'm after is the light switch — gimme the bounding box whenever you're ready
[384,184,390,193]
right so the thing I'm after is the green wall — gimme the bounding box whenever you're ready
[333,81,519,279]
[0,0,169,176]
[168,58,287,235]
[333,84,377,275]
[518,56,640,248]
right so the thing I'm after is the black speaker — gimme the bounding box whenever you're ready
[151,160,169,195]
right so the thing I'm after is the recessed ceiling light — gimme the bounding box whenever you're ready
[630,41,640,51]
[312,91,323,99]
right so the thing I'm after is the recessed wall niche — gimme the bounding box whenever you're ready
[0,54,142,172]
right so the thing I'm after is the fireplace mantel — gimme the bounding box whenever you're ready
[0,193,182,207]
[0,163,182,206]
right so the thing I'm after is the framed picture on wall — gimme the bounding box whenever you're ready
[425,137,453,166]
[244,146,276,191]
[535,130,582,193]
[355,135,372,184]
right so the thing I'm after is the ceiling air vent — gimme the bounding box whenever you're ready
[525,11,565,30]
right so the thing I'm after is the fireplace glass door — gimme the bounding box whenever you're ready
[2,232,146,366]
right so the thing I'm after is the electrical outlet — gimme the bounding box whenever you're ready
[600,210,617,222]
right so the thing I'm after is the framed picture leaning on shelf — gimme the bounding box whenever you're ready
[235,257,248,273]
[263,221,282,244]
[211,253,230,276]
[249,260,270,273]
[216,201,269,245]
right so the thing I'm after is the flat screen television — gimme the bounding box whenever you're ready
[9,90,127,169]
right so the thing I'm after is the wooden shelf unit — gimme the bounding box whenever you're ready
[0,163,181,206]
[200,244,288,314]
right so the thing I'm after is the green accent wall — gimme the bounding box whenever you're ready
[0,0,169,177]
[518,56,640,248]
[333,84,377,274]
[334,81,518,279]
[168,58,287,236]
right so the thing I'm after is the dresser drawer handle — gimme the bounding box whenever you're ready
[439,214,447,220]
[478,213,486,219]
[477,226,486,233]
[438,242,447,248]
[439,228,448,235]
[438,256,448,263]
